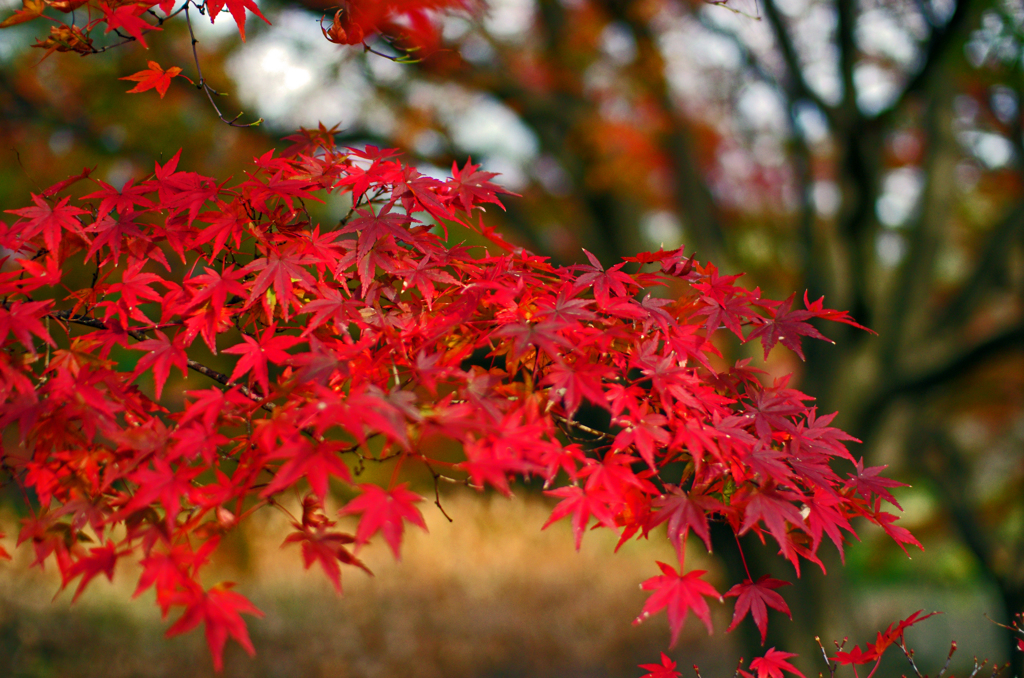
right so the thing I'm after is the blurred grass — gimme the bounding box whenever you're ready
[0,490,1008,677]
[0,491,738,678]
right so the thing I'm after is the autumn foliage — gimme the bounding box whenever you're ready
[0,0,949,674]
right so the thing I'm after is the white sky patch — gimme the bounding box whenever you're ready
[854,62,899,115]
[856,8,917,65]
[484,0,535,41]
[793,101,830,143]
[774,0,808,16]
[736,82,788,134]
[641,211,685,249]
[959,130,1015,169]
[876,167,923,228]
[793,3,842,105]
[228,9,366,128]
[194,2,256,43]
[876,231,906,267]
[600,22,637,65]
[448,96,538,163]
[812,181,841,217]
[479,155,527,192]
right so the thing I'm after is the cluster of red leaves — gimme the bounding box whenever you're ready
[642,612,945,678]
[2,0,468,59]
[832,611,940,678]
[0,129,918,669]
[320,0,473,53]
[1,0,268,52]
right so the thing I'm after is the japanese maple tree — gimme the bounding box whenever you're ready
[0,0,936,674]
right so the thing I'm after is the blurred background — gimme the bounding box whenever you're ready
[0,0,1022,676]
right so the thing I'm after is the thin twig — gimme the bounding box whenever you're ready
[184,4,262,128]
[551,413,614,441]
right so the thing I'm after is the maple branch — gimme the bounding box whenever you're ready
[47,310,274,408]
[421,459,455,522]
[184,358,272,408]
[873,0,974,125]
[896,637,927,678]
[551,414,614,442]
[615,6,727,263]
[184,4,262,128]
[759,0,835,123]
[935,197,1024,333]
[49,310,146,341]
[834,0,858,119]
[858,321,1024,435]
[876,74,952,373]
[814,636,839,678]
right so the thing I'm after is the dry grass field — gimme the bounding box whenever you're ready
[0,490,739,678]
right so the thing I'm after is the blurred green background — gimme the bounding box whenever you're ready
[0,0,1022,676]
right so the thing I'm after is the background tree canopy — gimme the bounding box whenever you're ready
[0,0,1021,676]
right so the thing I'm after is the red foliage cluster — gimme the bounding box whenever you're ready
[320,0,471,53]
[0,0,931,673]
[0,128,918,668]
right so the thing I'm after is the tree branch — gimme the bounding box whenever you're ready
[49,310,273,408]
[874,0,976,125]
[936,198,1024,333]
[760,0,836,122]
[856,321,1024,434]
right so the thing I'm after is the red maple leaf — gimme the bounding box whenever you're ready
[165,582,265,672]
[262,440,353,501]
[541,360,611,417]
[803,488,856,562]
[181,264,247,320]
[341,201,418,259]
[802,292,874,333]
[573,249,639,306]
[99,3,161,48]
[446,158,509,213]
[869,505,923,556]
[282,524,371,593]
[542,484,619,551]
[242,248,317,319]
[650,485,721,556]
[338,483,428,559]
[639,652,682,678]
[847,458,907,509]
[724,575,792,644]
[633,561,721,646]
[748,648,805,678]
[739,486,807,563]
[120,61,186,98]
[0,300,55,355]
[833,611,939,667]
[206,0,270,40]
[223,324,301,395]
[62,540,123,602]
[747,293,829,360]
[4,194,89,254]
[132,330,188,399]
[123,457,202,527]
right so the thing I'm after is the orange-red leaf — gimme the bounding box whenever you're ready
[166,582,264,672]
[633,561,722,647]
[0,0,45,28]
[749,648,805,678]
[724,575,792,644]
[338,483,428,560]
[120,61,183,98]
